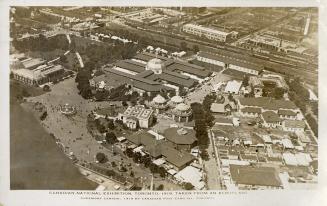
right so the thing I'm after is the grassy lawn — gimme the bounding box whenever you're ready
[10,81,46,104]
[27,49,65,61]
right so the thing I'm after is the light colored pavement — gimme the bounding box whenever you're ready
[75,52,84,68]
[203,130,222,190]
[185,72,231,104]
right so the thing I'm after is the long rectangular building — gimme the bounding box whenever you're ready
[182,23,232,42]
[197,51,263,75]
[12,64,64,86]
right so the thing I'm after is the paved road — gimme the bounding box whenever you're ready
[203,130,222,190]
[185,72,231,104]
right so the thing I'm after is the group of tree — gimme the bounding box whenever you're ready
[94,90,110,101]
[94,118,106,133]
[286,77,310,113]
[310,101,318,117]
[105,131,117,144]
[96,152,107,163]
[156,184,164,191]
[12,34,69,53]
[202,94,216,127]
[39,111,47,121]
[262,86,285,100]
[107,84,130,101]
[191,102,210,153]
[124,149,166,177]
[75,66,93,99]
[242,75,249,87]
[305,114,318,137]
[183,182,194,190]
[76,37,141,68]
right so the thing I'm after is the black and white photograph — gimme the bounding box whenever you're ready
[8,5,320,192]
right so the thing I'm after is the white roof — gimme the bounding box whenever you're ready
[184,23,231,37]
[147,45,154,50]
[281,138,294,149]
[133,146,146,156]
[210,103,225,113]
[295,153,312,166]
[12,68,42,80]
[176,103,190,111]
[261,135,272,143]
[171,95,183,103]
[152,94,166,104]
[295,146,304,151]
[96,185,106,191]
[98,81,106,89]
[174,166,205,190]
[117,136,126,142]
[167,169,177,175]
[147,130,165,140]
[224,80,242,94]
[179,51,186,56]
[296,131,311,143]
[283,153,298,166]
[221,159,250,166]
[233,139,240,145]
[152,158,166,166]
[244,140,252,145]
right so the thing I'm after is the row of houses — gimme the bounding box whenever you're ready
[237,97,306,132]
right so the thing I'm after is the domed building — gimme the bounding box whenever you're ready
[150,94,168,113]
[146,58,165,74]
[173,103,192,122]
[169,95,184,107]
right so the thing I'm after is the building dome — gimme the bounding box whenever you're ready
[176,103,190,112]
[171,95,183,104]
[152,94,166,104]
[146,58,164,74]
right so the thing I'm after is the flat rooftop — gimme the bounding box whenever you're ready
[230,164,282,187]
[239,97,297,110]
[123,105,153,120]
[198,51,263,71]
[183,23,231,37]
[21,58,46,70]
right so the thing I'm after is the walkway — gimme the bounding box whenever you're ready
[75,52,84,68]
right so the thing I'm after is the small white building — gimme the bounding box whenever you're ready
[224,80,242,94]
[174,166,205,190]
[118,105,154,129]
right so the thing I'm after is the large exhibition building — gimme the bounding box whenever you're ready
[94,51,212,96]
